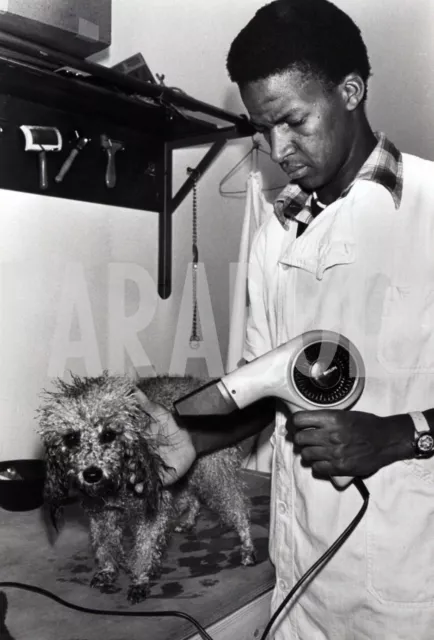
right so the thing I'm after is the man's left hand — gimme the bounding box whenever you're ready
[292,410,414,478]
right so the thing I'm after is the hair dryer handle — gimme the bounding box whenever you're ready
[288,403,354,490]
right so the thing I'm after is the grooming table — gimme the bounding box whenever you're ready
[0,470,274,640]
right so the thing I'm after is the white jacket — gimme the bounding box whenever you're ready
[244,152,434,639]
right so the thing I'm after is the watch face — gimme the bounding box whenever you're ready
[418,433,434,454]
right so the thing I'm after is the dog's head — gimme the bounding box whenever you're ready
[38,372,169,523]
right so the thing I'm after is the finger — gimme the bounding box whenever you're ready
[160,467,180,486]
[312,458,353,477]
[133,389,167,421]
[133,388,157,412]
[292,410,339,430]
[311,460,335,477]
[133,465,178,491]
[294,428,331,447]
[299,445,332,463]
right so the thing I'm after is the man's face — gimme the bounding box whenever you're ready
[240,69,355,193]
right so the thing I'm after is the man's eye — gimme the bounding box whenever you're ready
[64,432,80,448]
[286,118,305,128]
[100,429,117,444]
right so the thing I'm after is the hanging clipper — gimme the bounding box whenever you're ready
[100,134,125,188]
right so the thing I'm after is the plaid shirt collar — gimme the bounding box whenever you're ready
[274,132,403,229]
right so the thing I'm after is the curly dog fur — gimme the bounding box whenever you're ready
[38,373,256,603]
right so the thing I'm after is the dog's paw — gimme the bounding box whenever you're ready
[90,569,118,592]
[241,549,257,566]
[127,582,150,604]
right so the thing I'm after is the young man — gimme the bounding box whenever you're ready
[136,0,434,637]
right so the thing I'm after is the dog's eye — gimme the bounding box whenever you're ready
[100,429,117,444]
[64,431,80,448]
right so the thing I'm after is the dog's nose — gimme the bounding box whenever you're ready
[82,466,103,484]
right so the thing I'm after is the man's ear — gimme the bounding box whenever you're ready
[339,73,366,111]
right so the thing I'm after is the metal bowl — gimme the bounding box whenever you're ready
[0,459,45,511]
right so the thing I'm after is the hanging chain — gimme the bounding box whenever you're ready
[188,168,202,349]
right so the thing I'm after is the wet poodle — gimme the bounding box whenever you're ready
[38,373,256,603]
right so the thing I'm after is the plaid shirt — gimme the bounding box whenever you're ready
[274,132,403,230]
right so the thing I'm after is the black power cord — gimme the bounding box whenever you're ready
[0,581,213,640]
[0,479,369,640]
[259,478,370,640]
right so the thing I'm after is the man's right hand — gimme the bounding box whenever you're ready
[133,388,197,488]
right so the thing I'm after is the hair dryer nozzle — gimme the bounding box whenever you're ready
[174,380,239,417]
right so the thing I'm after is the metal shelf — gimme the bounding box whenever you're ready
[0,29,253,298]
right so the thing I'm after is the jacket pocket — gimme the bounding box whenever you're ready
[367,461,434,605]
[377,285,434,373]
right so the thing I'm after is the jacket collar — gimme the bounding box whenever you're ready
[274,132,403,229]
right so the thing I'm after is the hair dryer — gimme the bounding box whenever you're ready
[174,330,365,488]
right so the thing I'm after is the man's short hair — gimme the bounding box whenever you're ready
[226,0,371,98]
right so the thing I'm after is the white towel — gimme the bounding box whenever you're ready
[226,171,272,373]
[226,171,274,473]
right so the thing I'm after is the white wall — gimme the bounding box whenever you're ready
[0,0,433,459]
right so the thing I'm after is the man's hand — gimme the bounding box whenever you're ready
[292,410,414,478]
[133,389,197,488]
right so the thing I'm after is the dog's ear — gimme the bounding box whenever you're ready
[42,443,70,531]
[122,430,168,517]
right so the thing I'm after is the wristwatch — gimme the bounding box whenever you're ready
[409,411,434,458]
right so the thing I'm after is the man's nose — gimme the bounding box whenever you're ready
[269,127,295,164]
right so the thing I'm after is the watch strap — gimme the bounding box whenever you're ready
[408,411,430,434]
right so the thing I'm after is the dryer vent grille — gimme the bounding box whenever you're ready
[292,340,358,405]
